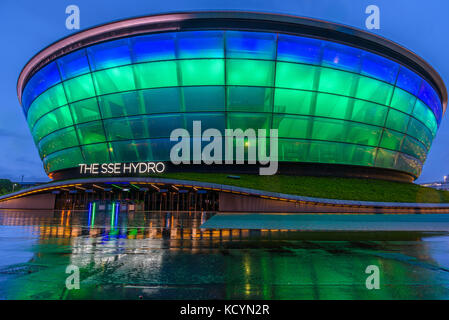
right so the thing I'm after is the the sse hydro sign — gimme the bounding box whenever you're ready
[79,162,166,175]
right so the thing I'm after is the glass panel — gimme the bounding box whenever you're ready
[33,106,74,141]
[361,51,399,83]
[183,86,225,112]
[57,49,90,80]
[76,121,106,144]
[177,31,224,58]
[390,87,416,114]
[355,76,394,105]
[314,93,350,121]
[38,126,79,157]
[401,136,427,162]
[227,113,271,131]
[63,74,96,103]
[93,65,136,95]
[130,33,176,63]
[396,66,421,96]
[413,99,437,135]
[109,140,148,163]
[407,118,432,149]
[43,147,84,172]
[277,34,322,65]
[379,129,404,150]
[273,114,309,139]
[276,62,317,90]
[385,109,409,133]
[134,61,178,89]
[350,100,387,126]
[26,84,68,129]
[227,59,274,87]
[418,81,442,123]
[141,87,181,113]
[227,87,273,112]
[22,62,61,112]
[321,41,362,72]
[396,152,422,177]
[274,89,314,115]
[70,98,101,124]
[179,59,225,86]
[318,68,357,96]
[87,38,131,71]
[226,31,276,60]
[145,114,184,138]
[184,113,226,135]
[312,118,381,147]
[82,143,110,163]
[375,148,397,169]
[99,91,143,119]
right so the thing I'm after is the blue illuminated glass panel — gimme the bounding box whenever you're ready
[226,31,276,60]
[321,41,362,72]
[130,33,176,62]
[361,51,399,84]
[57,49,90,80]
[277,34,322,65]
[87,38,131,71]
[177,31,224,58]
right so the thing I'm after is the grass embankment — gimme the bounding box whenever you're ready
[155,172,449,203]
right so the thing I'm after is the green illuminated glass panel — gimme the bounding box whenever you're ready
[275,62,317,90]
[407,117,432,149]
[350,100,387,126]
[76,121,106,144]
[227,113,271,131]
[183,86,225,112]
[63,74,96,103]
[385,109,409,133]
[273,89,314,115]
[318,68,357,96]
[314,94,350,120]
[312,118,382,147]
[227,87,273,112]
[401,135,427,162]
[413,100,437,135]
[379,129,404,150]
[390,87,416,114]
[70,98,101,124]
[184,113,226,134]
[43,146,84,172]
[109,139,153,162]
[396,152,422,177]
[93,65,136,95]
[38,126,79,157]
[180,59,224,86]
[33,106,74,141]
[273,114,309,139]
[81,143,110,163]
[227,59,274,87]
[355,76,394,105]
[99,91,144,119]
[374,148,397,169]
[27,84,67,129]
[141,88,181,113]
[134,61,178,89]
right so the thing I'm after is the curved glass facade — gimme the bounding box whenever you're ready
[20,30,443,178]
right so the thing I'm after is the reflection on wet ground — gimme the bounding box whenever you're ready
[1,210,449,300]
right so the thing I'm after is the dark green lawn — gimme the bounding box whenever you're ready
[156,172,449,203]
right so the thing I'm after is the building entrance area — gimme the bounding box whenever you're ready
[53,182,219,212]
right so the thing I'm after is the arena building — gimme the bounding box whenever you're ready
[1,11,447,211]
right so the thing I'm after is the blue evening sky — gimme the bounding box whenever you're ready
[0,0,447,183]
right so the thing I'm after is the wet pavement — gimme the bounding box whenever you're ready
[1,209,449,299]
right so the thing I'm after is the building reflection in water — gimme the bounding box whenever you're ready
[1,209,449,300]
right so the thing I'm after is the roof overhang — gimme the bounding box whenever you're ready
[17,11,448,114]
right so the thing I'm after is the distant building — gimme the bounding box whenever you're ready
[420,176,449,190]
